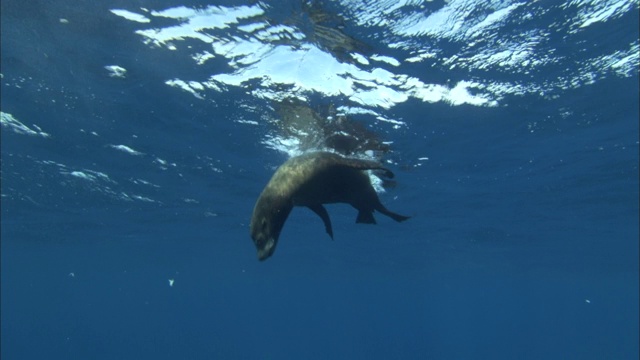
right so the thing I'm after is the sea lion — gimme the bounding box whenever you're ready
[250,151,410,260]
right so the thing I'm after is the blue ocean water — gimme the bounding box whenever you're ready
[1,0,638,359]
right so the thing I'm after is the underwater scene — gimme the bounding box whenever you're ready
[2,0,638,358]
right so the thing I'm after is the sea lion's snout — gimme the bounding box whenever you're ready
[250,214,279,260]
[257,237,276,261]
[250,196,292,261]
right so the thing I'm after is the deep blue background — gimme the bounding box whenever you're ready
[2,0,639,359]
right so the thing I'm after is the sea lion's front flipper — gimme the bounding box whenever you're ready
[308,204,334,239]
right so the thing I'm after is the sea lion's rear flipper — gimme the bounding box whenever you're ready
[376,205,411,223]
[308,204,334,239]
[356,210,377,224]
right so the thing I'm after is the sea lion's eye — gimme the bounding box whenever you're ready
[261,219,267,231]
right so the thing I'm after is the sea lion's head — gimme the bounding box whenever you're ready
[250,193,293,261]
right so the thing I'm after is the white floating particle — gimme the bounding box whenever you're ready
[168,279,175,287]
[104,65,127,78]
